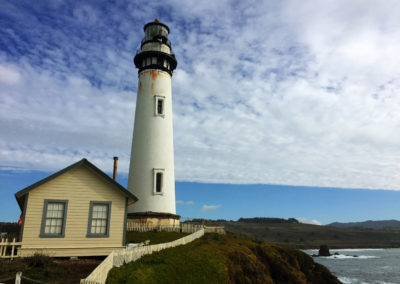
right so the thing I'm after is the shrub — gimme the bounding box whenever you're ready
[24,253,53,268]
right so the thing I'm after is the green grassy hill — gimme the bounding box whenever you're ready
[106,233,340,284]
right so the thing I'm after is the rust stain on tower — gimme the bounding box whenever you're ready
[151,70,159,80]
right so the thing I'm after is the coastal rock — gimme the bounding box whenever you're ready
[318,245,331,256]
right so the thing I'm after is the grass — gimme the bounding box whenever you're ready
[0,231,187,283]
[107,232,340,284]
[126,231,188,245]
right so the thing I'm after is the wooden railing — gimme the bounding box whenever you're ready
[80,229,205,284]
[0,238,21,259]
[126,222,204,233]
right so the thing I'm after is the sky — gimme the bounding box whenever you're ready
[1,0,399,224]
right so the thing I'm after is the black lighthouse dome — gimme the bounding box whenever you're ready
[134,19,177,75]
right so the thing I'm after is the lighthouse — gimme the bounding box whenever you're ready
[127,19,179,225]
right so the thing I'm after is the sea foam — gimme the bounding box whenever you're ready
[325,254,378,259]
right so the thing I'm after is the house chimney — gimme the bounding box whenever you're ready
[113,157,118,181]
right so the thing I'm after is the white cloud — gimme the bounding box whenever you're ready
[1,1,400,190]
[0,64,21,85]
[296,218,322,226]
[202,205,221,211]
[176,200,194,205]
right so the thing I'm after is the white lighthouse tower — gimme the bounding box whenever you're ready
[127,19,179,225]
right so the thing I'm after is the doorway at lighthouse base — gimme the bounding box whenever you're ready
[127,212,180,226]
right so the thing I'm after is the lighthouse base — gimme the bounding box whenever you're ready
[127,211,180,226]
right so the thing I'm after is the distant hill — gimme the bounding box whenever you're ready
[327,220,400,229]
[0,222,19,233]
[184,218,400,249]
[186,217,299,224]
[238,217,299,224]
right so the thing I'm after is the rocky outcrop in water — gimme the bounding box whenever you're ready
[318,244,331,256]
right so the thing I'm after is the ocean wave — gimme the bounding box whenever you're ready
[303,248,385,254]
[338,276,362,284]
[333,248,385,252]
[338,276,395,284]
[325,254,378,259]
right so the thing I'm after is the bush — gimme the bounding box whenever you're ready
[24,253,53,268]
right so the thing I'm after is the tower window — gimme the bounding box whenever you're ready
[154,96,165,116]
[157,99,163,114]
[156,173,162,192]
[153,169,164,194]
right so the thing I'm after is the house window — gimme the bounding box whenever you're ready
[153,169,164,194]
[40,200,68,238]
[154,96,165,116]
[87,201,111,237]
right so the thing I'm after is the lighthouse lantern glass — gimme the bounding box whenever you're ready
[144,25,168,41]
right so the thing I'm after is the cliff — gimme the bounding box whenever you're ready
[107,232,340,284]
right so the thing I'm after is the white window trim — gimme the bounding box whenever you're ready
[154,95,166,117]
[153,168,165,195]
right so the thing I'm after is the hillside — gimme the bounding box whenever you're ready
[185,219,400,249]
[107,232,340,284]
[328,220,400,229]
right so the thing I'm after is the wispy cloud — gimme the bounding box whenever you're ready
[0,0,399,190]
[176,200,194,205]
[0,64,20,85]
[296,218,322,226]
[202,205,221,211]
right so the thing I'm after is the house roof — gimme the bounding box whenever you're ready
[15,158,138,208]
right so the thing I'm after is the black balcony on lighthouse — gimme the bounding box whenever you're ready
[134,19,177,75]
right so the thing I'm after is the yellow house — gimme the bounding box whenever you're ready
[15,159,138,257]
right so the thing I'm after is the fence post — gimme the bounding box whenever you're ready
[0,238,3,258]
[11,238,16,260]
[15,272,22,284]
[1,238,6,257]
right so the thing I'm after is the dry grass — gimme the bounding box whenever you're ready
[0,256,101,284]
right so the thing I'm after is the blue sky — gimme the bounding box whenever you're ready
[1,0,400,224]
[2,170,400,224]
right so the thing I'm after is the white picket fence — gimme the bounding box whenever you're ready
[0,238,20,259]
[80,229,205,284]
[126,222,204,233]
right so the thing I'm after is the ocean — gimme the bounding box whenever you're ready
[303,248,400,284]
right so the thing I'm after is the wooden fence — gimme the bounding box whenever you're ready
[0,237,20,259]
[126,222,204,233]
[80,229,205,284]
